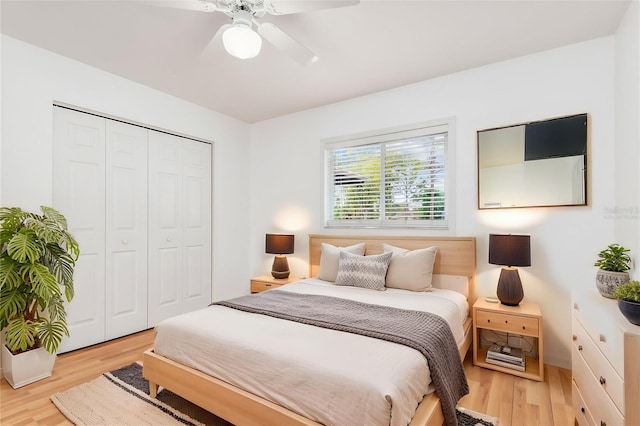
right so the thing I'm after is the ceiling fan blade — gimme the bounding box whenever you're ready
[265,0,359,15]
[199,23,231,58]
[144,0,220,12]
[257,22,319,66]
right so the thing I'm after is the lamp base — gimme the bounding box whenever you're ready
[271,255,290,279]
[497,267,524,306]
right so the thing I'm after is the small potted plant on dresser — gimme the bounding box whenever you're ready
[594,244,631,298]
[0,206,79,388]
[614,280,640,326]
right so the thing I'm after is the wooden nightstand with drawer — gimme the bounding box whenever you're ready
[250,275,299,293]
[472,299,544,381]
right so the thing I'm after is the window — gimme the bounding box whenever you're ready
[325,121,452,229]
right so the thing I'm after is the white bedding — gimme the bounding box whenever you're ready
[153,278,468,426]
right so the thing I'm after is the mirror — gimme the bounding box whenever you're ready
[477,113,587,209]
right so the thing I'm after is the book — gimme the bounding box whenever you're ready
[486,350,525,365]
[485,356,526,371]
[486,352,524,367]
[487,344,524,363]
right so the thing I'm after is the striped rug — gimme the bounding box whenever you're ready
[51,362,498,425]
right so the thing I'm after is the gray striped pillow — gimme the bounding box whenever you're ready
[334,251,393,291]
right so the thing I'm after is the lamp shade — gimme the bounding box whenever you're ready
[265,234,294,255]
[488,234,531,267]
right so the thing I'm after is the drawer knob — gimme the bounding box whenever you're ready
[581,407,585,414]
[601,422,606,426]
[599,376,606,385]
[487,319,491,323]
[578,345,583,351]
[572,335,577,341]
[265,283,272,287]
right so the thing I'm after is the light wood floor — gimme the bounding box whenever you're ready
[0,329,574,425]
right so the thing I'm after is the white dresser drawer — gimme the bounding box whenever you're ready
[572,298,625,376]
[572,316,624,413]
[572,342,624,426]
[572,380,596,426]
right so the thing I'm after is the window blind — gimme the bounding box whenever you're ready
[326,123,449,229]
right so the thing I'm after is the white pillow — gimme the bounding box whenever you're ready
[383,244,438,291]
[334,251,392,291]
[317,242,366,282]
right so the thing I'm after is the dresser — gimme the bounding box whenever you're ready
[572,290,640,426]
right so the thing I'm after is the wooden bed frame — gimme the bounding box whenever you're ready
[143,234,476,426]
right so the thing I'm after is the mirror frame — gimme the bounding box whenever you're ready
[477,113,588,210]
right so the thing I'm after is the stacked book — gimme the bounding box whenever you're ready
[486,344,525,371]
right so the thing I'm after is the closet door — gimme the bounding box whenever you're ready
[105,121,148,338]
[148,132,211,326]
[181,140,212,314]
[53,107,106,353]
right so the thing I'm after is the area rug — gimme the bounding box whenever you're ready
[52,363,498,426]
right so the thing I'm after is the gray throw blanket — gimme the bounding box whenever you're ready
[214,290,468,426]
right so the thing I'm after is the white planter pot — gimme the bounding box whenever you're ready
[596,269,630,298]
[1,345,56,389]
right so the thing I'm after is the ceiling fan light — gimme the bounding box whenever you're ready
[222,25,263,59]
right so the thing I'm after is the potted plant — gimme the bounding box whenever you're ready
[614,280,640,326]
[0,206,79,388]
[594,244,631,298]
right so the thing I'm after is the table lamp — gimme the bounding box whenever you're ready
[265,234,294,279]
[489,234,531,306]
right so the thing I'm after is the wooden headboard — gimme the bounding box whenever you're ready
[308,234,477,310]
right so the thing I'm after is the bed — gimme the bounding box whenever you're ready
[143,235,476,426]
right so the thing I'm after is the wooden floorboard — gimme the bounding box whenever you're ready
[1,330,574,425]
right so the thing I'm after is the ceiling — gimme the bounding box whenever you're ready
[1,0,631,123]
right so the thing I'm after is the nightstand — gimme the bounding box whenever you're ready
[472,298,544,381]
[250,275,300,293]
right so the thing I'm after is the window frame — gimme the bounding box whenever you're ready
[323,118,456,230]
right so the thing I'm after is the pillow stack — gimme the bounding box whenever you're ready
[317,242,438,292]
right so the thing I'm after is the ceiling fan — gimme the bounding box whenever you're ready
[157,0,360,65]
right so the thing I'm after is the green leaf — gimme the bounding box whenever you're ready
[0,284,28,320]
[5,316,37,352]
[35,317,68,354]
[40,206,68,230]
[23,217,58,244]
[594,244,632,272]
[7,230,42,263]
[0,256,23,291]
[0,207,27,231]
[614,280,640,302]
[21,263,61,300]
[47,296,67,323]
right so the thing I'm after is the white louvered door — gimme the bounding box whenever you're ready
[53,107,107,352]
[148,131,211,326]
[105,120,148,339]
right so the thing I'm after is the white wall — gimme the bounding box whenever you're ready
[0,35,252,303]
[615,2,640,265]
[249,37,617,368]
